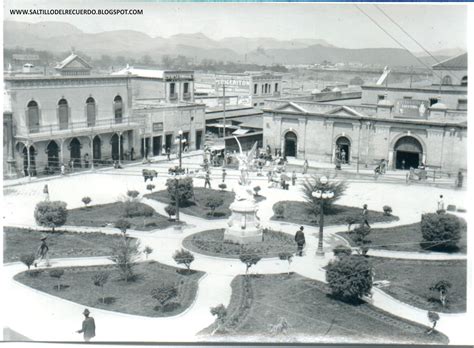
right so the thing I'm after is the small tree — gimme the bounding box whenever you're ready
[383,205,392,216]
[278,252,293,275]
[427,311,440,334]
[20,253,36,270]
[49,269,65,291]
[326,255,372,302]
[109,237,141,282]
[115,219,131,236]
[333,244,352,258]
[173,248,195,273]
[205,195,224,217]
[146,184,155,193]
[151,283,178,310]
[210,304,227,335]
[82,196,92,208]
[352,225,371,256]
[239,253,261,275]
[34,201,68,232]
[274,204,285,219]
[253,186,261,196]
[302,175,347,219]
[166,177,194,207]
[218,183,227,191]
[164,205,177,219]
[430,280,452,307]
[127,190,140,200]
[143,246,153,259]
[345,215,358,232]
[92,271,109,303]
[421,213,461,250]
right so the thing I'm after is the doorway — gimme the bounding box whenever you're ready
[46,141,59,169]
[284,131,297,157]
[70,138,81,167]
[111,134,124,161]
[153,136,162,156]
[394,136,423,170]
[336,136,351,164]
[93,136,102,163]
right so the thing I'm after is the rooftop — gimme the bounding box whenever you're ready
[432,53,468,70]
[111,66,194,79]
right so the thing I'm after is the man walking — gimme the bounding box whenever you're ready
[362,204,371,228]
[222,168,227,183]
[77,308,96,342]
[34,235,50,267]
[204,171,212,189]
[303,160,309,175]
[295,226,306,256]
[166,147,171,161]
[291,171,297,186]
[43,184,50,201]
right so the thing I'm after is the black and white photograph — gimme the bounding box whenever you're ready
[1,1,471,345]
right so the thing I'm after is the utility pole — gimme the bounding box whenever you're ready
[222,84,226,168]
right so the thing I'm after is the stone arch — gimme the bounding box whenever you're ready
[46,140,60,169]
[441,75,452,85]
[86,96,96,126]
[114,95,123,123]
[282,129,298,158]
[58,98,69,130]
[392,135,425,170]
[92,135,102,162]
[334,135,352,164]
[69,137,82,167]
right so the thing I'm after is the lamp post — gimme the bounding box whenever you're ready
[174,130,184,223]
[178,129,183,171]
[312,176,334,256]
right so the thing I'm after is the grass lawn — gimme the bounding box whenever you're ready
[337,221,467,254]
[3,227,125,263]
[372,258,466,313]
[14,261,204,317]
[145,188,236,219]
[183,229,295,259]
[202,274,447,344]
[67,201,176,231]
[272,201,398,226]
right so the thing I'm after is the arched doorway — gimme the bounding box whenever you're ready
[86,97,96,126]
[58,98,69,130]
[284,131,297,157]
[111,133,124,161]
[27,100,40,133]
[114,95,123,123]
[394,136,423,170]
[336,136,351,164]
[93,136,102,163]
[22,145,36,176]
[70,138,82,167]
[46,141,59,169]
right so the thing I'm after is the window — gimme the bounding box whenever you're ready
[261,85,264,94]
[378,95,385,101]
[184,82,189,94]
[86,97,96,126]
[403,96,412,100]
[254,84,258,95]
[457,99,467,111]
[429,98,438,106]
[275,83,278,92]
[27,100,39,133]
[461,76,467,86]
[58,98,69,130]
[114,95,123,123]
[170,83,176,96]
[441,75,452,85]
[268,84,271,93]
[152,122,163,132]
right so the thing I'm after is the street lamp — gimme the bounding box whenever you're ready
[311,175,334,256]
[174,129,184,222]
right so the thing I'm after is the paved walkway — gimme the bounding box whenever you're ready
[1,157,470,343]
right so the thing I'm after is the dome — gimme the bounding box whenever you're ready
[430,102,447,110]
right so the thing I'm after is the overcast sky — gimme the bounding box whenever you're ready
[4,1,467,51]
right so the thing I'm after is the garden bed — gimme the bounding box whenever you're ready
[145,188,236,219]
[202,273,447,344]
[372,258,466,313]
[271,201,398,226]
[3,227,126,263]
[14,261,204,317]
[337,221,467,254]
[182,229,295,259]
[67,201,176,231]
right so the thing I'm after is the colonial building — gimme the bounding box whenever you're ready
[263,54,467,172]
[3,54,205,178]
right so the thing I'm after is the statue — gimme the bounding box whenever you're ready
[235,136,257,187]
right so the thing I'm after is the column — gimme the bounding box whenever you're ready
[118,131,123,165]
[89,135,95,170]
[59,138,65,165]
[298,117,307,159]
[26,141,31,178]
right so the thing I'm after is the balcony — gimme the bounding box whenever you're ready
[169,93,178,101]
[183,92,192,100]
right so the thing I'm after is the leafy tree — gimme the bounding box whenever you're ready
[333,244,352,258]
[253,186,261,196]
[351,225,371,256]
[205,195,224,217]
[345,215,358,232]
[302,176,347,219]
[421,213,461,250]
[146,184,155,193]
[218,183,227,191]
[20,253,36,270]
[82,196,92,208]
[164,204,177,219]
[383,205,392,216]
[278,252,293,275]
[166,177,194,207]
[210,304,227,334]
[427,311,440,334]
[430,280,452,307]
[126,190,140,200]
[239,253,261,275]
[115,219,131,235]
[326,255,373,302]
[151,283,178,310]
[173,248,195,273]
[143,246,153,259]
[34,201,68,232]
[109,237,141,282]
[49,269,65,291]
[274,204,285,219]
[92,271,109,303]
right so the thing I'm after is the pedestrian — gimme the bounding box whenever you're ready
[34,235,50,267]
[291,171,297,186]
[437,195,445,212]
[43,184,50,201]
[60,163,66,175]
[166,147,171,161]
[69,159,75,172]
[295,226,306,256]
[401,159,406,170]
[204,171,212,189]
[362,204,371,228]
[130,147,135,161]
[303,159,308,175]
[280,176,286,190]
[222,168,226,183]
[457,171,464,188]
[83,153,89,169]
[341,149,346,164]
[76,308,96,342]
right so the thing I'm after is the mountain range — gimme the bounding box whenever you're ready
[4,20,466,67]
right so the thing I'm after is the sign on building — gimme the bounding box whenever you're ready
[12,54,40,61]
[215,75,250,86]
[152,122,164,132]
[395,99,430,118]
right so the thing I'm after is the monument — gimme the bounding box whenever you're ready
[224,139,263,244]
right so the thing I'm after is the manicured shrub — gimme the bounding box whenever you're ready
[253,186,261,196]
[345,215,358,232]
[164,205,177,219]
[82,196,92,207]
[326,255,373,302]
[173,248,195,273]
[143,246,153,259]
[205,194,224,217]
[421,213,461,250]
[109,238,141,282]
[34,201,68,232]
[92,271,110,303]
[274,204,285,219]
[151,283,178,311]
[427,311,440,334]
[429,280,452,307]
[166,176,194,206]
[333,244,352,258]
[383,205,392,216]
[115,219,131,234]
[20,253,36,270]
[302,175,347,218]
[49,269,65,290]
[351,225,371,256]
[126,190,140,199]
[123,201,154,218]
[146,184,155,193]
[239,253,261,275]
[218,183,227,191]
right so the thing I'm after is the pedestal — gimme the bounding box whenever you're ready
[224,199,263,244]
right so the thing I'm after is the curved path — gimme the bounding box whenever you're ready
[2,158,470,343]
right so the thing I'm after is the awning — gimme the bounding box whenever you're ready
[232,128,250,135]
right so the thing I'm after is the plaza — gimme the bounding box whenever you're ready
[1,152,469,344]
